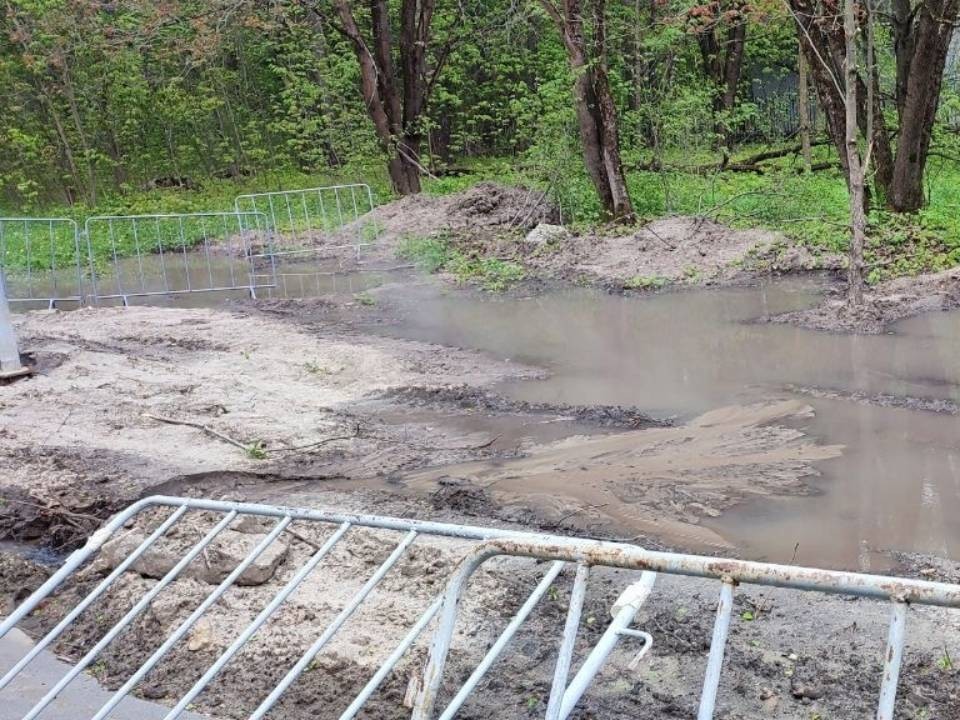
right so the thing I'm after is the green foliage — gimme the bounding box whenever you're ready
[397,234,454,273]
[397,232,524,291]
[624,274,669,290]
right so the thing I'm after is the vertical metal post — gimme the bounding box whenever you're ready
[0,270,26,377]
[545,563,590,720]
[697,579,736,720]
[557,571,657,720]
[876,601,908,720]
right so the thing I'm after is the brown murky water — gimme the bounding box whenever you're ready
[375,277,960,569]
[13,263,959,569]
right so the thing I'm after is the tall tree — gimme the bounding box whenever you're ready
[687,0,748,148]
[538,0,635,221]
[843,0,867,305]
[790,0,959,212]
[308,0,447,195]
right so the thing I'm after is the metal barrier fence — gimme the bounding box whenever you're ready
[84,212,276,306]
[2,495,958,720]
[0,183,381,308]
[235,183,379,261]
[0,218,83,309]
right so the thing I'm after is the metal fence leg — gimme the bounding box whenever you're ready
[545,563,590,720]
[876,601,908,720]
[0,271,27,378]
[697,579,736,720]
[557,571,657,720]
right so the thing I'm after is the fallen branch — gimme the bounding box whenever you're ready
[144,413,249,451]
[262,424,361,454]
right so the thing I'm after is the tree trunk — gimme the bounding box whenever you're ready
[541,0,634,221]
[325,0,435,196]
[791,0,957,213]
[886,0,959,211]
[844,0,866,307]
[797,41,812,171]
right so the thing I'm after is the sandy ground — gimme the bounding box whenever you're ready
[284,183,842,292]
[0,303,537,548]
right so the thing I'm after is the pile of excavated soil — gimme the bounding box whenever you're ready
[252,183,842,290]
[772,266,960,333]
[367,181,559,243]
[526,216,842,288]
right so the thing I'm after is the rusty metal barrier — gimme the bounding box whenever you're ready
[2,495,958,720]
[0,218,84,309]
[83,212,276,306]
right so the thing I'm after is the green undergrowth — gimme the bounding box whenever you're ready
[420,151,960,285]
[7,148,960,285]
[397,232,526,292]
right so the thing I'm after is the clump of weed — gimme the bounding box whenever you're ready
[624,274,669,290]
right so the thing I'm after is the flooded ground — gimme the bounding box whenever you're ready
[8,256,960,570]
[366,277,960,569]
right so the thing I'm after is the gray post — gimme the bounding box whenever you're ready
[0,270,26,377]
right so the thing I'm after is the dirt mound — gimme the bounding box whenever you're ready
[362,182,558,248]
[772,266,960,333]
[528,216,842,288]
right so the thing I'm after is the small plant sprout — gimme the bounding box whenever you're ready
[936,644,954,671]
[246,441,267,460]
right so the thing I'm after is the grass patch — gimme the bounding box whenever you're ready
[624,274,669,290]
[397,232,525,291]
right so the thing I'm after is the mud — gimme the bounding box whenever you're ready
[399,400,843,552]
[376,386,669,429]
[772,266,960,333]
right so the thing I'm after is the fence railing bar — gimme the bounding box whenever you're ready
[162,521,353,720]
[557,571,657,720]
[91,516,293,720]
[437,560,566,720]
[47,219,56,298]
[337,596,444,720]
[696,580,735,720]
[24,219,33,299]
[131,218,146,295]
[876,600,908,720]
[177,216,191,292]
[199,215,214,290]
[545,562,590,720]
[155,216,169,295]
[0,504,189,691]
[334,186,344,227]
[20,510,239,720]
[248,529,419,720]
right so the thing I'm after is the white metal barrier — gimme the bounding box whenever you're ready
[1,495,958,719]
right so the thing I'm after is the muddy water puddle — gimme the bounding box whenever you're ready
[369,277,960,569]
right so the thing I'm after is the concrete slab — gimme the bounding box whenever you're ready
[0,628,212,720]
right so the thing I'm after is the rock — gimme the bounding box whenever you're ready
[524,223,571,245]
[193,530,288,586]
[790,682,824,700]
[187,617,214,651]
